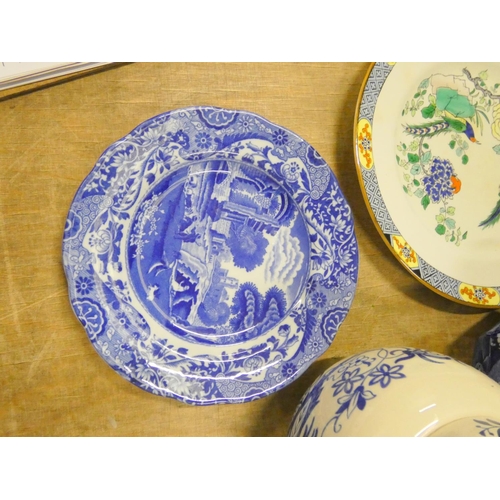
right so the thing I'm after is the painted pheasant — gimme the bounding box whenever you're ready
[405,87,479,143]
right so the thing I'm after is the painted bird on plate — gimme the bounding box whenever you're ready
[405,87,480,143]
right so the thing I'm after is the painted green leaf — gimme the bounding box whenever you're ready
[429,94,436,106]
[421,90,427,95]
[440,207,446,213]
[421,151,431,164]
[436,214,445,223]
[493,144,500,154]
[404,173,410,182]
[436,87,475,118]
[414,92,421,98]
[407,153,419,163]
[456,148,463,156]
[420,78,430,89]
[462,154,469,165]
[421,194,430,210]
[423,143,429,149]
[449,140,456,149]
[403,185,409,194]
[478,109,490,123]
[495,83,500,89]
[413,178,420,186]
[479,70,488,81]
[435,224,446,235]
[445,218,456,230]
[421,103,436,119]
[414,188,424,198]
[462,231,468,240]
[396,155,401,164]
[450,235,456,242]
[410,164,421,175]
[402,143,407,150]
[462,141,469,150]
[446,206,456,215]
[445,233,451,242]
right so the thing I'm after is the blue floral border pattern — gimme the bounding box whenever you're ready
[358,63,500,304]
[63,106,359,405]
[288,347,451,436]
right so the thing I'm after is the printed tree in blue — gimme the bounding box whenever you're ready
[230,283,287,340]
[226,225,269,272]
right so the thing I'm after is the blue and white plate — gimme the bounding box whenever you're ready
[63,106,358,405]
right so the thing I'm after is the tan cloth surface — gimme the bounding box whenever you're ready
[1,62,498,436]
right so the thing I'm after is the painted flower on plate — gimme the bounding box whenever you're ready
[195,132,212,150]
[337,247,354,269]
[422,157,457,203]
[311,292,327,308]
[282,362,297,377]
[330,213,348,235]
[306,336,323,354]
[116,310,131,329]
[88,229,112,254]
[111,337,132,363]
[238,116,254,132]
[75,276,94,296]
[272,129,289,146]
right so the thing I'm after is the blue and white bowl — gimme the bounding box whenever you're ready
[289,347,500,436]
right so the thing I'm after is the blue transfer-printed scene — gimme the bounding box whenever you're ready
[128,159,309,345]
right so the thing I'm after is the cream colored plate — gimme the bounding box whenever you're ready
[354,63,500,307]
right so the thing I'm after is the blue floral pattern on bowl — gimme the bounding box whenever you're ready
[289,347,451,436]
[63,106,358,405]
